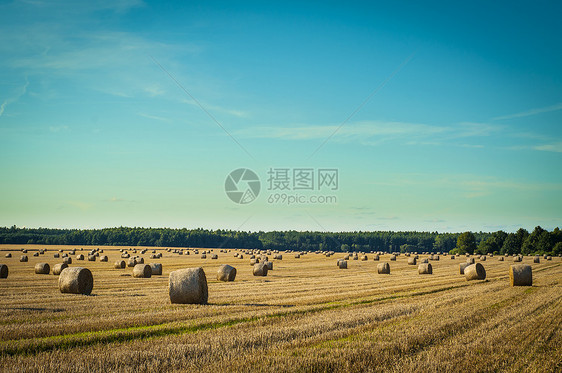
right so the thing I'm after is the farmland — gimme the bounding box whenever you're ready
[0,245,560,372]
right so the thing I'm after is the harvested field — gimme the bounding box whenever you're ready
[0,245,560,372]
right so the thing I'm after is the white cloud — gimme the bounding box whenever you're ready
[534,142,562,153]
[493,102,562,120]
[0,78,29,117]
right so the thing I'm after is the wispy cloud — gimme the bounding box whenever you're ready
[0,78,29,117]
[138,112,169,122]
[534,142,562,153]
[493,102,562,120]
[181,98,248,118]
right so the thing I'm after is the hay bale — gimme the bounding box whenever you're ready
[217,264,236,281]
[533,256,540,263]
[137,257,144,264]
[250,258,257,265]
[421,258,429,264]
[33,252,39,257]
[498,257,504,261]
[253,262,268,276]
[265,261,273,270]
[513,256,522,262]
[407,257,417,265]
[114,260,126,269]
[418,263,433,274]
[389,255,396,261]
[5,253,11,258]
[35,263,50,274]
[459,262,469,275]
[87,255,96,262]
[377,262,390,274]
[294,254,300,258]
[465,263,486,281]
[467,257,475,264]
[100,255,108,262]
[63,257,72,264]
[480,255,486,261]
[127,258,136,267]
[361,255,368,261]
[201,254,207,259]
[0,264,8,279]
[211,254,218,259]
[76,254,84,260]
[52,263,68,275]
[373,255,379,261]
[168,267,208,304]
[59,267,93,295]
[338,259,347,269]
[510,264,532,286]
[54,253,60,258]
[150,263,162,276]
[546,256,552,261]
[450,255,455,259]
[132,264,152,278]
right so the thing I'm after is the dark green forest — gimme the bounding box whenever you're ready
[0,226,560,256]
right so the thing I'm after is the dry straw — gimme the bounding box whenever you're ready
[132,264,152,278]
[52,263,68,275]
[0,264,8,278]
[169,267,208,304]
[150,263,163,276]
[253,262,268,276]
[465,263,486,281]
[377,262,390,274]
[418,263,432,274]
[35,263,50,274]
[510,264,532,286]
[217,264,236,281]
[59,267,93,295]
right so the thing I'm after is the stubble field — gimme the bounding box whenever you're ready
[0,245,560,372]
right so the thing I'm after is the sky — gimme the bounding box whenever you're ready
[0,0,561,233]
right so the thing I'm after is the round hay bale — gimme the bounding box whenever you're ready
[150,263,162,276]
[63,257,72,264]
[76,254,84,260]
[450,255,455,259]
[533,256,540,263]
[121,253,130,258]
[59,267,93,295]
[513,256,522,262]
[5,253,11,258]
[253,262,268,276]
[421,258,429,264]
[418,263,433,274]
[114,260,126,269]
[127,258,136,267]
[238,254,244,259]
[265,261,273,270]
[52,263,68,275]
[480,255,486,261]
[294,254,300,258]
[250,258,257,265]
[510,264,532,286]
[0,264,8,279]
[373,255,380,261]
[132,264,152,278]
[467,257,475,264]
[498,256,504,261]
[136,257,144,264]
[217,264,236,281]
[100,255,108,262]
[546,256,552,261]
[54,253,60,258]
[389,255,396,261]
[87,255,96,262]
[459,262,469,275]
[211,254,218,259]
[33,252,39,257]
[201,254,207,259]
[168,267,208,304]
[377,262,390,274]
[407,257,417,265]
[465,263,486,281]
[35,263,50,274]
[361,255,368,261]
[338,259,347,269]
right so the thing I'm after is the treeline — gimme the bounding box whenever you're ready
[0,226,560,256]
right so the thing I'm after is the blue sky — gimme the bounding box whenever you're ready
[0,0,560,233]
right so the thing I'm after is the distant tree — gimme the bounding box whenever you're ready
[521,226,546,255]
[553,242,562,256]
[501,234,519,255]
[456,232,477,254]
